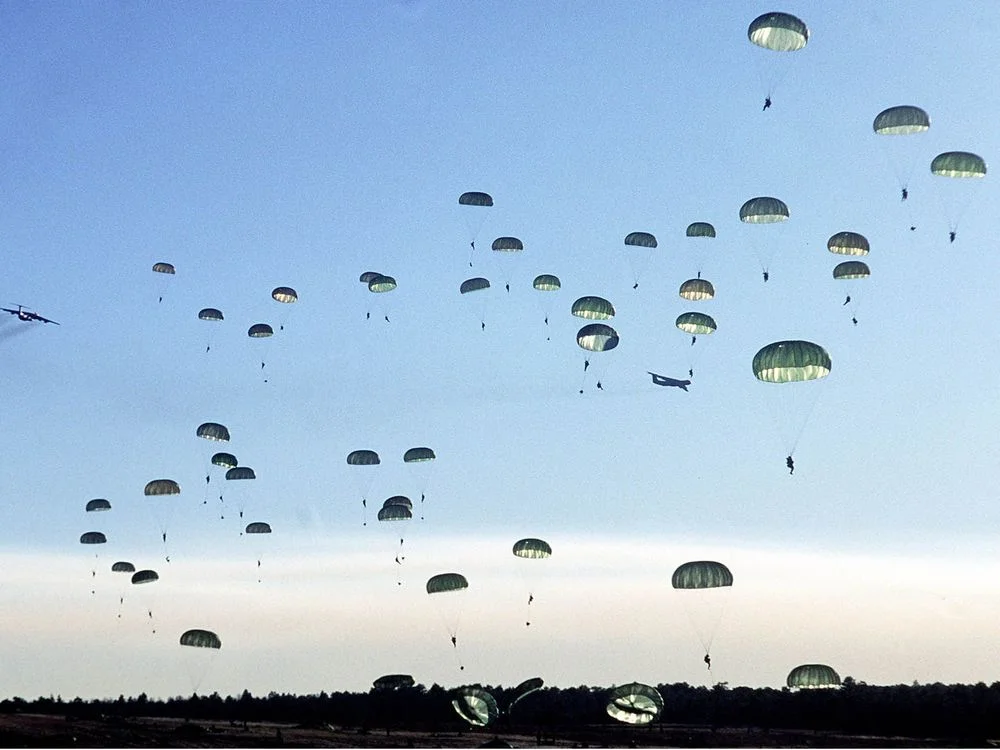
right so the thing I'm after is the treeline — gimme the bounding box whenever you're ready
[5,678,1000,743]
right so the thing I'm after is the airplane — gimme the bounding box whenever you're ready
[647,372,690,391]
[1,305,59,325]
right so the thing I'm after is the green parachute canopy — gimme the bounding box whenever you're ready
[373,674,415,690]
[753,340,831,383]
[459,191,493,207]
[382,495,413,510]
[245,522,271,534]
[532,274,561,291]
[378,504,412,522]
[605,683,664,725]
[571,296,615,320]
[740,197,789,224]
[368,275,397,293]
[247,323,273,338]
[833,261,870,280]
[347,450,380,466]
[672,560,733,589]
[198,308,224,321]
[152,262,175,274]
[508,677,544,713]
[144,479,180,496]
[80,531,107,545]
[679,279,715,301]
[873,105,930,135]
[491,236,523,252]
[426,572,468,595]
[131,569,159,585]
[460,277,490,294]
[359,271,380,284]
[624,231,657,248]
[512,538,552,559]
[403,447,435,463]
[931,151,987,178]
[111,561,135,573]
[452,687,499,727]
[225,467,256,480]
[787,664,841,689]
[196,422,230,442]
[675,312,716,336]
[686,222,716,238]
[827,231,870,256]
[271,286,298,303]
[748,12,809,52]
[85,499,111,512]
[180,629,222,649]
[211,452,238,469]
[576,323,619,352]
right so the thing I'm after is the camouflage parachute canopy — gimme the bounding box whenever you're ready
[131,569,159,585]
[532,274,561,292]
[675,312,717,336]
[605,683,664,725]
[787,664,841,689]
[624,231,657,248]
[111,561,136,573]
[576,323,619,353]
[144,479,180,496]
[740,196,789,224]
[152,262,175,274]
[512,538,552,559]
[403,447,435,463]
[347,449,380,466]
[198,308,224,321]
[180,629,222,649]
[747,12,809,52]
[248,323,273,338]
[211,452,238,469]
[368,275,397,293]
[686,222,716,238]
[451,687,499,727]
[196,422,230,442]
[679,279,715,301]
[873,105,930,135]
[827,231,870,256]
[245,522,272,534]
[833,261,870,280]
[752,340,831,383]
[571,296,615,320]
[671,560,733,589]
[271,286,298,303]
[491,236,523,252]
[931,151,987,178]
[225,466,256,480]
[460,277,490,294]
[458,191,493,207]
[373,674,415,690]
[426,572,468,595]
[80,531,107,545]
[85,498,111,512]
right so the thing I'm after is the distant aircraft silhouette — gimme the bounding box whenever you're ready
[648,372,691,391]
[1,305,59,325]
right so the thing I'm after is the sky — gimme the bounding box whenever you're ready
[2,0,1000,700]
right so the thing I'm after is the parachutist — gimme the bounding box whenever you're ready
[505,283,510,293]
[206,345,210,353]
[688,368,694,378]
[158,296,163,303]
[165,555,170,563]
[786,455,795,475]
[451,636,457,648]
[762,270,769,282]
[596,381,603,390]
[162,532,167,543]
[910,225,916,231]
[544,316,548,326]
[852,316,858,326]
[763,96,772,111]
[704,653,712,669]
[901,188,908,201]
[632,282,639,290]
[843,295,851,305]
[205,474,210,485]
[384,315,390,322]
[470,240,475,251]
[691,335,696,346]
[583,359,590,372]
[366,311,370,320]
[261,361,265,370]
[949,231,956,243]
[481,321,485,331]
[528,594,534,605]
[239,510,243,518]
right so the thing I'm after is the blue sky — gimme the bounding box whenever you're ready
[2,1,1000,699]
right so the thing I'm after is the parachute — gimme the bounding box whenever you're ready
[605,683,664,725]
[624,231,657,248]
[675,312,717,337]
[748,12,809,52]
[196,422,230,442]
[622,232,657,289]
[576,323,619,352]
[80,531,106,545]
[427,573,469,668]
[180,629,222,649]
[507,677,544,714]
[347,449,381,466]
[403,447,435,463]
[930,151,987,239]
[245,522,271,534]
[460,277,490,295]
[513,538,552,627]
[180,629,222,692]
[686,222,716,238]
[152,262,175,275]
[368,275,397,293]
[211,452,238,469]
[827,231,870,256]
[271,287,298,304]
[532,274,561,292]
[451,686,499,727]
[873,105,930,135]
[931,151,987,178]
[131,569,159,585]
[752,340,831,384]
[491,237,523,291]
[403,448,435,518]
[833,261,870,280]
[359,271,380,284]
[679,279,715,301]
[225,467,256,480]
[672,560,733,589]
[144,479,180,496]
[427,572,468,594]
[373,674,415,690]
[111,561,135,573]
[458,192,493,266]
[672,561,733,667]
[459,191,493,207]
[491,236,523,252]
[786,664,841,689]
[571,296,615,320]
[198,308,224,321]
[348,450,381,525]
[85,499,111,512]
[247,323,273,338]
[377,502,411,522]
[740,197,789,224]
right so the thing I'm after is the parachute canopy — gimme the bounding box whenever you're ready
[85,498,111,512]
[225,467,256,480]
[833,261,871,280]
[571,296,615,320]
[198,308,224,322]
[359,271,380,284]
[508,677,544,713]
[152,262,175,274]
[131,569,159,585]
[679,279,715,301]
[787,664,841,689]
[747,12,809,52]
[377,504,412,522]
[373,674,415,690]
[196,422,230,442]
[111,561,135,573]
[672,560,733,589]
[382,495,413,510]
[512,538,552,559]
[827,231,870,256]
[686,222,716,238]
[532,274,561,292]
[245,522,272,534]
[458,191,493,207]
[144,479,180,496]
[426,572,468,595]
[460,277,490,294]
[931,151,987,178]
[180,629,222,650]
[624,231,657,248]
[491,236,523,252]
[271,286,298,303]
[753,340,831,383]
[368,275,397,293]
[403,447,436,463]
[873,105,930,135]
[347,450,380,466]
[452,687,499,727]
[211,452,238,469]
[248,323,273,338]
[80,531,106,545]
[675,312,717,336]
[740,197,789,224]
[576,323,619,353]
[605,683,664,725]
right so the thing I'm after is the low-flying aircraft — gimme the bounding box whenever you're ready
[1,305,59,325]
[648,372,690,391]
